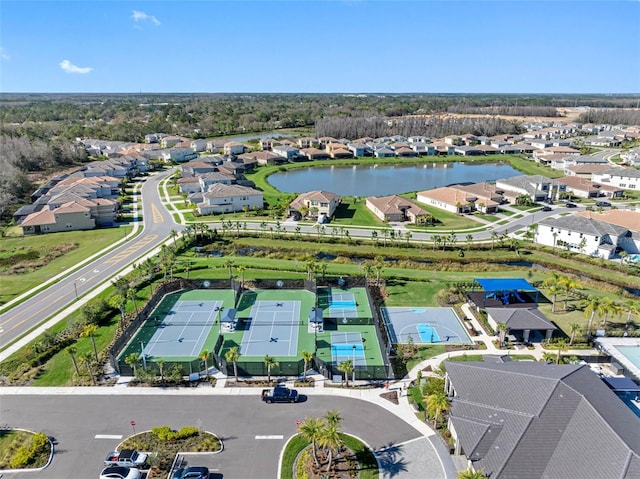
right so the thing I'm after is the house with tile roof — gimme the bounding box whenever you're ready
[417,187,477,214]
[365,195,429,223]
[444,361,640,479]
[21,201,96,234]
[556,176,603,198]
[299,147,330,161]
[195,184,263,215]
[536,215,636,258]
[288,191,341,220]
[223,141,247,156]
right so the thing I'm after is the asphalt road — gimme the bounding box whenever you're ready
[0,171,180,349]
[0,393,422,479]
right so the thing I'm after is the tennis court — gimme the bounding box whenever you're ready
[142,299,222,357]
[382,307,473,345]
[316,287,373,321]
[239,300,301,357]
[331,332,366,366]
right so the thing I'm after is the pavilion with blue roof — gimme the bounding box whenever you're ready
[470,278,540,308]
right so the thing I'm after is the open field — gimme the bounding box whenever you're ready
[0,226,131,306]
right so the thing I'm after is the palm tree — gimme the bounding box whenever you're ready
[465,234,474,250]
[370,230,378,245]
[404,230,412,247]
[432,234,441,252]
[457,468,488,479]
[82,324,99,363]
[560,276,581,311]
[624,300,640,329]
[108,293,127,329]
[547,284,561,313]
[67,346,80,377]
[496,322,508,344]
[199,350,210,379]
[555,339,568,364]
[490,231,499,250]
[362,263,373,281]
[583,296,602,335]
[569,322,581,346]
[225,347,240,382]
[264,355,279,385]
[301,350,314,382]
[298,417,323,467]
[318,421,343,473]
[236,264,246,290]
[337,360,354,388]
[127,287,139,315]
[125,352,139,376]
[325,410,342,428]
[447,232,457,250]
[81,351,96,385]
[223,258,236,280]
[169,229,178,247]
[425,391,450,427]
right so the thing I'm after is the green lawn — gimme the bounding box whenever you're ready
[331,197,382,227]
[0,227,131,307]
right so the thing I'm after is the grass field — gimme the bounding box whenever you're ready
[0,226,131,306]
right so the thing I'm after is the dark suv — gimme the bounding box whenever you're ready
[173,466,209,479]
[565,202,577,208]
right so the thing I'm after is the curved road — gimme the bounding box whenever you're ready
[0,171,180,350]
[0,392,429,479]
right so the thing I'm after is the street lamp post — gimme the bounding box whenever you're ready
[139,341,147,369]
[352,345,356,385]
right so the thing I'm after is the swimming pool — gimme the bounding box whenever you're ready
[615,345,640,368]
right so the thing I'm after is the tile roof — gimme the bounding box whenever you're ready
[575,209,640,232]
[202,183,261,198]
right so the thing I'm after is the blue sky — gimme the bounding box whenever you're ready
[1,1,639,93]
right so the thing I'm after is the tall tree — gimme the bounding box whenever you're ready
[568,322,581,346]
[298,417,323,467]
[67,346,80,377]
[199,350,210,379]
[81,351,96,385]
[337,360,354,388]
[82,324,99,363]
[225,346,240,382]
[301,350,314,382]
[264,355,279,385]
[425,390,450,427]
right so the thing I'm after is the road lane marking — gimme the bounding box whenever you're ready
[151,203,165,223]
[95,434,123,439]
[255,435,283,440]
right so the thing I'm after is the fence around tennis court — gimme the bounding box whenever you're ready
[109,278,239,375]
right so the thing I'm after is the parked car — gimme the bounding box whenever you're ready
[173,466,210,478]
[596,201,611,207]
[565,202,578,208]
[104,449,148,468]
[541,206,552,212]
[100,466,142,479]
[261,386,299,403]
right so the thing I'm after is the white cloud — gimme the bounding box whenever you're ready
[0,47,10,61]
[59,59,93,74]
[132,10,160,26]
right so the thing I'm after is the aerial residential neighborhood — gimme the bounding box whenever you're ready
[1,1,640,478]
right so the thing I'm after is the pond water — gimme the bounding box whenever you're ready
[268,162,521,196]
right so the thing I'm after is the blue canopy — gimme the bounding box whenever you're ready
[602,376,640,392]
[220,308,236,324]
[474,278,537,292]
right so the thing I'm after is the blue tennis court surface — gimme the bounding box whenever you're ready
[239,300,301,357]
[417,323,440,343]
[143,300,222,357]
[330,332,366,366]
[382,307,473,345]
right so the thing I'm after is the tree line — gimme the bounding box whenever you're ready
[315,115,524,139]
[576,108,640,126]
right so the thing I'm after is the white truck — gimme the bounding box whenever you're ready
[103,449,148,468]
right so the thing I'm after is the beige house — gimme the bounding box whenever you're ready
[417,187,478,214]
[288,191,341,220]
[21,202,96,234]
[365,195,429,223]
